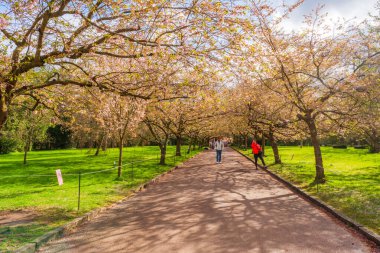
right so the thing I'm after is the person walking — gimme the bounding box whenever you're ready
[214,137,224,164]
[251,139,266,169]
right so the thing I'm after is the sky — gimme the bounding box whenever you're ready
[281,0,378,31]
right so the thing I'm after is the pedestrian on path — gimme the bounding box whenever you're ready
[251,139,266,169]
[215,137,224,164]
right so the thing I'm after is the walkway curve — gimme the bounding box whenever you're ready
[38,148,373,253]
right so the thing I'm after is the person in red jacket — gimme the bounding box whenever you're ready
[251,139,266,170]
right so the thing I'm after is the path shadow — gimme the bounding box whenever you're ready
[38,148,372,253]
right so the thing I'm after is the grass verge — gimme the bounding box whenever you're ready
[0,146,201,252]
[237,146,380,235]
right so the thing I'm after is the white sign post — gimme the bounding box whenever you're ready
[56,169,63,186]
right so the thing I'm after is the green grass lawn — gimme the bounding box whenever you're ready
[0,146,201,251]
[238,146,380,235]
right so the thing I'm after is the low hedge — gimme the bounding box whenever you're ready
[332,144,347,149]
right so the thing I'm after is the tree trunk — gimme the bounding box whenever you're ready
[369,141,380,153]
[307,118,325,182]
[261,134,266,155]
[245,135,248,150]
[23,145,28,165]
[268,130,281,164]
[94,135,104,156]
[23,148,28,165]
[366,129,380,153]
[23,138,31,165]
[86,141,93,154]
[160,145,166,165]
[175,136,181,156]
[0,92,9,131]
[368,139,380,153]
[102,134,108,151]
[118,139,123,177]
[187,139,192,154]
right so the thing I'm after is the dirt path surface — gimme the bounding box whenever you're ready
[0,210,37,227]
[38,148,373,253]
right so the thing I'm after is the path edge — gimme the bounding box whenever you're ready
[232,147,380,247]
[13,151,203,253]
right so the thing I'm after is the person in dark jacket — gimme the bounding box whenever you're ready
[251,139,266,169]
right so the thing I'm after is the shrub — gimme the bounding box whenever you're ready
[0,136,18,154]
[354,145,367,149]
[332,144,347,149]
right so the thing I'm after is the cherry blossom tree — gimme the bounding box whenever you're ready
[0,0,251,130]
[107,95,146,178]
[143,102,173,165]
[3,98,52,163]
[345,11,380,152]
[57,86,145,177]
[242,4,364,182]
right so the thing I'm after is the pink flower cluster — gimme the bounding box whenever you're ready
[0,17,8,29]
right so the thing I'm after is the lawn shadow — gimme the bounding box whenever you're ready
[37,148,373,253]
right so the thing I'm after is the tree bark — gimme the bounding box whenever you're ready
[23,148,28,165]
[306,117,325,182]
[87,139,94,149]
[160,145,166,165]
[268,130,281,164]
[175,135,181,156]
[368,139,380,153]
[23,137,31,165]
[365,129,380,153]
[118,138,123,177]
[23,144,29,165]
[94,134,104,156]
[0,92,9,131]
[102,134,108,151]
[187,139,192,154]
[261,134,266,155]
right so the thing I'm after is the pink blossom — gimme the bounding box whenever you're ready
[25,0,38,10]
[0,17,8,29]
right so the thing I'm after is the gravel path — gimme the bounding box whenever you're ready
[38,148,373,253]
